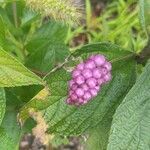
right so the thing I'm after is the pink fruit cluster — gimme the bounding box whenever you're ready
[66,54,112,106]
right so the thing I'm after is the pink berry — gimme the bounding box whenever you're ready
[81,83,89,92]
[93,68,102,79]
[72,69,81,78]
[85,60,96,69]
[104,62,112,71]
[95,86,100,91]
[71,83,78,90]
[98,78,104,85]
[66,54,112,106]
[69,90,74,96]
[94,54,106,66]
[101,67,108,75]
[77,63,85,70]
[70,93,78,101]
[83,92,91,101]
[75,88,84,97]
[90,88,98,97]
[79,98,84,103]
[69,80,75,87]
[104,73,112,82]
[86,78,97,88]
[75,75,85,85]
[66,98,72,104]
[89,55,95,60]
[82,69,93,79]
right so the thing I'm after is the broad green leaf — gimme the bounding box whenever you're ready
[0,109,21,150]
[107,61,150,150]
[25,21,69,72]
[43,59,136,136]
[41,43,136,136]
[0,48,43,87]
[85,100,120,150]
[0,88,6,125]
[19,43,136,136]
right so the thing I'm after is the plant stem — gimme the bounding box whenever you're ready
[12,2,18,28]
[31,69,47,78]
[43,54,72,80]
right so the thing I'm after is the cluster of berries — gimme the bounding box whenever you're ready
[66,54,112,106]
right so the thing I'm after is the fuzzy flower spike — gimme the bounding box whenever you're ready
[25,0,83,24]
[66,54,112,106]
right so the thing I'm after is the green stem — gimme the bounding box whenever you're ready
[43,54,72,80]
[12,2,18,28]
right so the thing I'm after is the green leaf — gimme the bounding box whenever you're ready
[25,21,69,72]
[0,7,15,31]
[0,88,6,125]
[19,68,71,123]
[21,9,39,27]
[0,87,36,149]
[41,43,136,136]
[19,43,136,136]
[43,60,135,136]
[85,98,121,150]
[139,0,150,32]
[0,109,21,150]
[139,0,146,30]
[107,61,150,150]
[0,48,43,87]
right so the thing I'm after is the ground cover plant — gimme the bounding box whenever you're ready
[0,0,150,149]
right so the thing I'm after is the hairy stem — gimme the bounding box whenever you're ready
[43,54,72,79]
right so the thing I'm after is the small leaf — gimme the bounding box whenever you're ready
[107,61,150,150]
[21,9,39,27]
[0,48,43,87]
